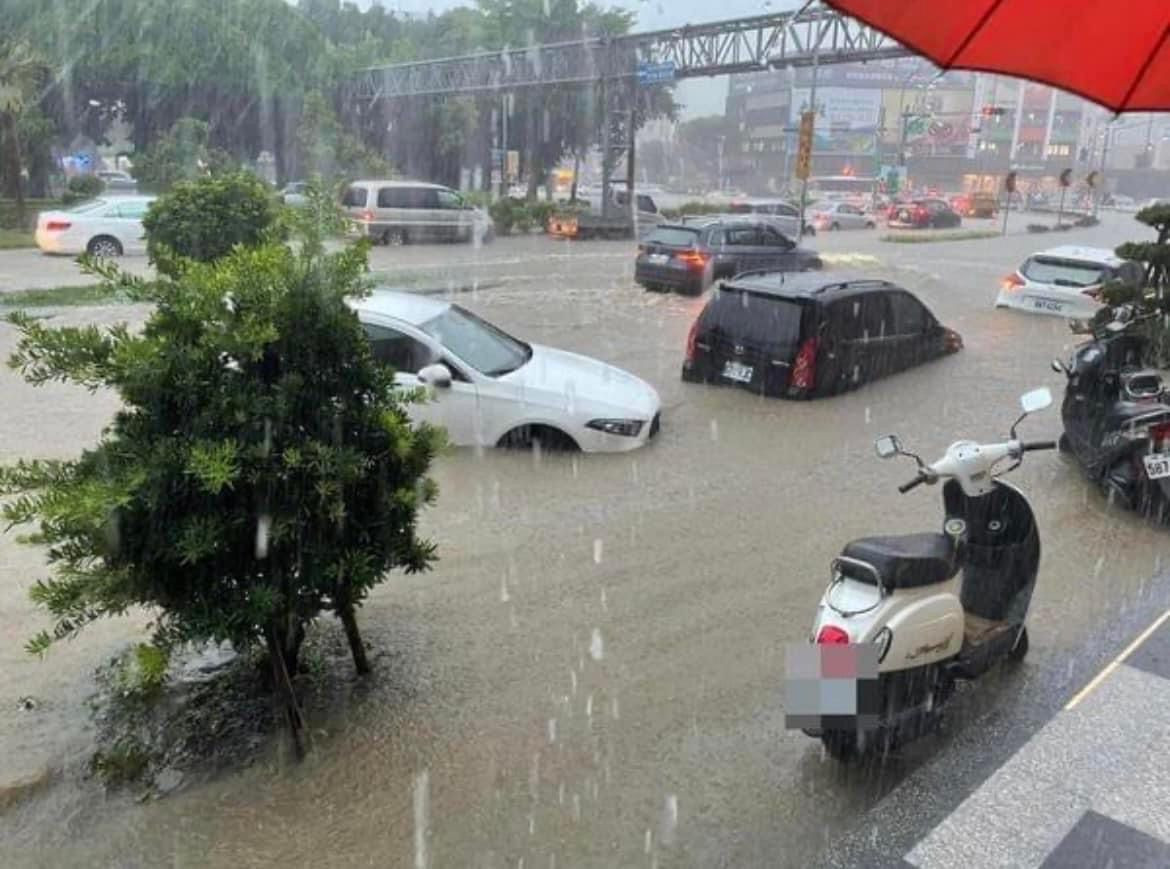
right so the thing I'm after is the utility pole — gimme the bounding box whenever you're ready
[797,34,819,240]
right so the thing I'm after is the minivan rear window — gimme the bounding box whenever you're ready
[703,291,805,350]
[646,227,699,247]
[341,187,367,207]
[1021,256,1108,287]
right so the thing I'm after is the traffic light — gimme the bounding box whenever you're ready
[1059,168,1072,187]
[1005,171,1017,193]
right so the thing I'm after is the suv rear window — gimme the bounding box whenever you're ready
[646,227,699,247]
[703,290,805,349]
[1021,256,1108,287]
[341,187,367,207]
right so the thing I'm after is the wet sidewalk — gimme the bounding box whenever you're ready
[903,608,1170,868]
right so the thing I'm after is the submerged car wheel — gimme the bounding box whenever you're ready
[383,228,407,246]
[498,425,578,452]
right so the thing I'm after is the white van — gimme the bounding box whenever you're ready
[341,180,493,246]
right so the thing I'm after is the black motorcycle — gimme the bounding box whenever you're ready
[1052,308,1170,520]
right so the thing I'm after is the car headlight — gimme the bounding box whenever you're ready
[586,419,644,437]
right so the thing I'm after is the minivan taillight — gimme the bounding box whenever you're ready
[360,210,374,223]
[790,336,820,392]
[684,318,700,363]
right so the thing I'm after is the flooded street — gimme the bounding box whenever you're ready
[1,214,1167,867]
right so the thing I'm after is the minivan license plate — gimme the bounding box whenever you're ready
[1144,454,1170,480]
[722,360,753,383]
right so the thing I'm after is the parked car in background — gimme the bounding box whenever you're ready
[996,246,1143,319]
[810,201,875,231]
[727,198,812,237]
[341,180,493,245]
[887,198,963,229]
[635,218,823,295]
[34,195,155,256]
[950,191,998,217]
[96,169,137,192]
[681,272,962,398]
[350,290,661,452]
[281,181,309,207]
[1107,194,1139,212]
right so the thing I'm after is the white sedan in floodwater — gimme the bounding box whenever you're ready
[350,291,662,452]
[995,246,1144,319]
[34,196,155,256]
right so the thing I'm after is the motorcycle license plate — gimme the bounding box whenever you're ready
[722,360,753,383]
[1144,454,1170,480]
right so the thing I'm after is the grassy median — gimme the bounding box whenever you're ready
[880,230,1001,244]
[0,229,35,249]
[0,284,121,307]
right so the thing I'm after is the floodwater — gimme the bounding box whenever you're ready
[0,214,1165,867]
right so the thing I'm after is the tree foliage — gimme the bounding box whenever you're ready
[1098,204,1170,365]
[2,201,442,754]
[0,39,49,217]
[141,170,283,275]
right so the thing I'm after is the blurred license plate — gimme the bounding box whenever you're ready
[1030,297,1066,313]
[897,210,911,220]
[722,361,753,382]
[648,253,669,264]
[1144,454,1170,480]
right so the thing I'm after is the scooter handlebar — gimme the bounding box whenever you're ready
[898,474,928,494]
[1021,440,1057,452]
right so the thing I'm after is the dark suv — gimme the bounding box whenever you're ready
[635,219,822,296]
[681,272,963,398]
[887,198,962,229]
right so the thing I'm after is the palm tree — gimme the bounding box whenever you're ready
[0,40,48,224]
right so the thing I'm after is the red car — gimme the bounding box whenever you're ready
[887,198,963,229]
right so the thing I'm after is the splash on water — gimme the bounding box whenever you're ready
[548,718,557,743]
[255,513,272,560]
[414,770,430,869]
[593,538,603,564]
[589,628,604,661]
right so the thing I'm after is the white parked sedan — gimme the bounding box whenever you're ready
[995,246,1143,319]
[810,201,876,231]
[34,195,155,256]
[350,291,662,452]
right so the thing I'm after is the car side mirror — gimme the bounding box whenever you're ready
[875,435,901,459]
[418,362,452,388]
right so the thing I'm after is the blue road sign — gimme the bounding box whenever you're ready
[637,62,676,86]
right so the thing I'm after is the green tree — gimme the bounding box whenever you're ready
[1105,203,1170,364]
[141,171,283,275]
[131,118,233,192]
[2,224,441,756]
[0,39,48,222]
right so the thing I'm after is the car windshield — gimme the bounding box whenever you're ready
[420,304,532,376]
[1022,256,1109,287]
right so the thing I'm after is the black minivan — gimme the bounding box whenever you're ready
[681,272,963,398]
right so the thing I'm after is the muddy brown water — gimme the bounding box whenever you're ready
[1,217,1165,867]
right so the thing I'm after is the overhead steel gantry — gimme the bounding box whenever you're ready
[352,6,909,221]
[352,8,907,99]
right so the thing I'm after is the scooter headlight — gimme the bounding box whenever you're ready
[874,627,893,663]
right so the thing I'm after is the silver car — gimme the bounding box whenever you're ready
[810,201,876,232]
[726,197,807,238]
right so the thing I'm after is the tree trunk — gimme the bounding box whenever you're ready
[2,114,26,225]
[570,151,581,203]
[266,625,306,759]
[338,604,371,676]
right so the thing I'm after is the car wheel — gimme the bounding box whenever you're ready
[87,236,123,257]
[498,425,578,452]
[830,222,840,231]
[383,228,407,246]
[865,220,876,229]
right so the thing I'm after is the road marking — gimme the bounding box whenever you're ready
[1065,607,1170,710]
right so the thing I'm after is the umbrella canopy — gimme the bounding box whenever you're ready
[821,0,1170,113]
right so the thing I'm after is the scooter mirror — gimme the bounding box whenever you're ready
[1019,387,1053,414]
[1051,358,1066,374]
[874,435,901,459]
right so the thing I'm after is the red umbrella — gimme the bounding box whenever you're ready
[820,0,1170,113]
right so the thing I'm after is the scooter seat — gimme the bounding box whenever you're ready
[839,533,961,589]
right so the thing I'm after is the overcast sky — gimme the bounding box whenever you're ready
[350,0,809,118]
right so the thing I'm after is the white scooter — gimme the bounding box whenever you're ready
[801,388,1057,760]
